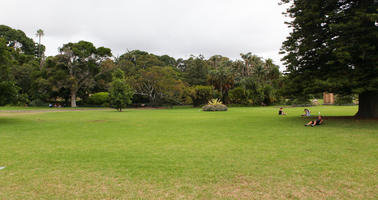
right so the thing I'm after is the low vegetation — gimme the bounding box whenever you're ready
[202,99,228,111]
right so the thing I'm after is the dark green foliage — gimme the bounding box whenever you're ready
[0,81,18,106]
[0,25,37,56]
[88,92,109,105]
[229,87,249,105]
[29,99,48,107]
[190,85,215,106]
[109,69,134,111]
[181,55,209,86]
[117,50,165,76]
[57,40,112,107]
[0,37,18,105]
[280,0,378,117]
[335,94,354,105]
[208,61,234,104]
[0,25,284,108]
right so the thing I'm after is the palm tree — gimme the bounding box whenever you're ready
[35,29,44,58]
[36,29,44,68]
[208,64,234,103]
[240,52,252,77]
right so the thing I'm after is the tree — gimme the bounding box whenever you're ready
[132,66,187,105]
[0,38,18,105]
[0,25,37,56]
[280,0,378,117]
[35,29,44,68]
[189,85,215,106]
[240,52,253,77]
[35,29,44,58]
[58,41,112,107]
[109,69,134,111]
[117,50,165,76]
[181,55,209,86]
[208,64,234,104]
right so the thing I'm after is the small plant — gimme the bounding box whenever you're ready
[202,99,228,111]
[207,98,223,105]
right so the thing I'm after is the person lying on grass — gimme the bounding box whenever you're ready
[305,115,323,127]
[278,107,286,115]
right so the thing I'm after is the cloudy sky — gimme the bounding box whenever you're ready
[1,0,291,68]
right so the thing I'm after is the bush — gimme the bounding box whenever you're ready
[291,96,312,106]
[88,92,109,105]
[335,94,354,105]
[229,87,249,104]
[202,99,228,111]
[247,88,264,105]
[202,104,228,111]
[190,85,215,106]
[29,99,47,106]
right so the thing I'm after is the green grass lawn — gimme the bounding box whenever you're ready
[0,106,376,199]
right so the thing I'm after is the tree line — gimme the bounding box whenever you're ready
[0,25,285,108]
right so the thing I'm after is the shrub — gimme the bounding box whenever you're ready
[29,99,47,106]
[291,96,312,106]
[202,99,228,111]
[190,85,215,106]
[202,104,228,111]
[335,94,354,105]
[247,88,264,105]
[229,87,248,104]
[88,92,109,105]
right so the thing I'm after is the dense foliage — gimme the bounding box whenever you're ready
[109,69,134,111]
[280,0,378,117]
[0,25,285,107]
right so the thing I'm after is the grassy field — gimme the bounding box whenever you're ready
[0,106,377,199]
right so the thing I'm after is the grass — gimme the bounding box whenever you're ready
[0,105,109,110]
[0,106,377,199]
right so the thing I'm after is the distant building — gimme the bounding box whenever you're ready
[323,92,334,105]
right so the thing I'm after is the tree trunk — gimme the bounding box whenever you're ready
[355,91,378,118]
[71,91,77,107]
[38,37,42,69]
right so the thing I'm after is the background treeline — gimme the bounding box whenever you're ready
[0,25,286,107]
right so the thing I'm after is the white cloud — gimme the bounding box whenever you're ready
[0,0,290,68]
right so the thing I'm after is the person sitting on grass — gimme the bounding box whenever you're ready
[278,107,286,115]
[305,115,323,127]
[301,108,311,117]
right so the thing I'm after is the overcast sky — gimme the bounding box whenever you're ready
[1,0,290,68]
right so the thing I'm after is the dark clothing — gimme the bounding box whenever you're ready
[278,110,283,115]
[311,119,322,125]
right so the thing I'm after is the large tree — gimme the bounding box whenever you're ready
[280,0,378,117]
[181,55,209,86]
[208,63,234,104]
[132,66,186,105]
[0,38,18,105]
[0,25,37,56]
[58,41,112,107]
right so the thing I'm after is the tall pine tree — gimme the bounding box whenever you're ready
[280,0,378,117]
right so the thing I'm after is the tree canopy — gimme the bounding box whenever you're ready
[280,0,378,117]
[0,24,285,108]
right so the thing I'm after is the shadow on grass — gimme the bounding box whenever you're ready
[323,116,378,122]
[282,115,378,127]
[0,117,26,125]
